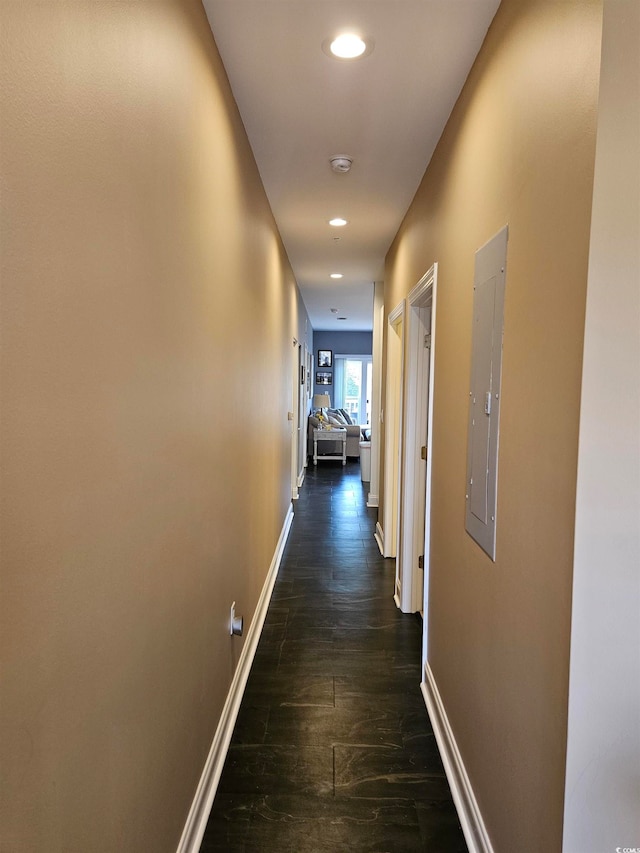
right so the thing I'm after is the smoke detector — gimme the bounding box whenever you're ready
[330,156,353,173]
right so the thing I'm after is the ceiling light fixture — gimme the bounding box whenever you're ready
[322,33,374,61]
[329,218,348,227]
[330,33,366,59]
[330,273,343,279]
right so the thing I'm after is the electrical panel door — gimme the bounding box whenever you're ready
[465,226,508,560]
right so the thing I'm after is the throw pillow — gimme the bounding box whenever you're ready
[339,408,354,425]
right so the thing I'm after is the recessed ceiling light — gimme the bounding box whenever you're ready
[330,273,343,279]
[329,218,348,227]
[330,33,366,59]
[338,317,347,321]
[322,34,374,61]
[330,308,339,313]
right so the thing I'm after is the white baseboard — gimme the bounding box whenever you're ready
[297,469,305,488]
[421,663,494,853]
[176,503,294,853]
[374,521,384,555]
[366,492,379,508]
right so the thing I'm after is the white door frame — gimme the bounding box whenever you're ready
[297,343,308,486]
[368,282,384,508]
[291,338,301,500]
[397,265,438,620]
[303,348,312,469]
[382,301,405,594]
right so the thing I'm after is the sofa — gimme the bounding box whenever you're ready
[308,408,363,458]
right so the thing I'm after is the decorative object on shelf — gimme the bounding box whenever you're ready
[317,349,333,367]
[316,371,332,385]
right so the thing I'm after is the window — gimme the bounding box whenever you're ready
[334,356,372,425]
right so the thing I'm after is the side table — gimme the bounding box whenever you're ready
[313,428,347,466]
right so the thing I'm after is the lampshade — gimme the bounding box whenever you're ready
[313,393,331,409]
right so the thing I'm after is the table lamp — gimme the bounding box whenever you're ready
[313,393,331,427]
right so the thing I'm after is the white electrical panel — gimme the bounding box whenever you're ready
[465,226,508,560]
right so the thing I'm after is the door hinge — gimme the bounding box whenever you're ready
[424,334,431,349]
[418,555,424,569]
[420,445,427,460]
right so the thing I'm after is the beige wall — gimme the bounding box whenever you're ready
[0,2,309,850]
[564,1,640,849]
[383,1,602,850]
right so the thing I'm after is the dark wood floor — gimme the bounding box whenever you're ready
[200,460,467,852]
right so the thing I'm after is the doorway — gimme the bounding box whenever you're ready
[297,344,309,484]
[381,302,405,583]
[397,265,437,622]
[291,340,306,500]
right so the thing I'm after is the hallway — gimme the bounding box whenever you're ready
[200,461,467,852]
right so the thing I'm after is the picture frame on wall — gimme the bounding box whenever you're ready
[317,349,332,367]
[316,371,332,385]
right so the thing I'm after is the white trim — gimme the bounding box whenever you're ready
[394,576,401,609]
[397,266,436,614]
[374,521,384,555]
[176,503,295,853]
[421,663,494,853]
[422,269,437,671]
[297,468,305,489]
[368,282,384,516]
[291,339,303,502]
[388,300,404,326]
[383,301,405,559]
[407,266,434,305]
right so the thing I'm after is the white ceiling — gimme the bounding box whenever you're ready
[202,0,500,331]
